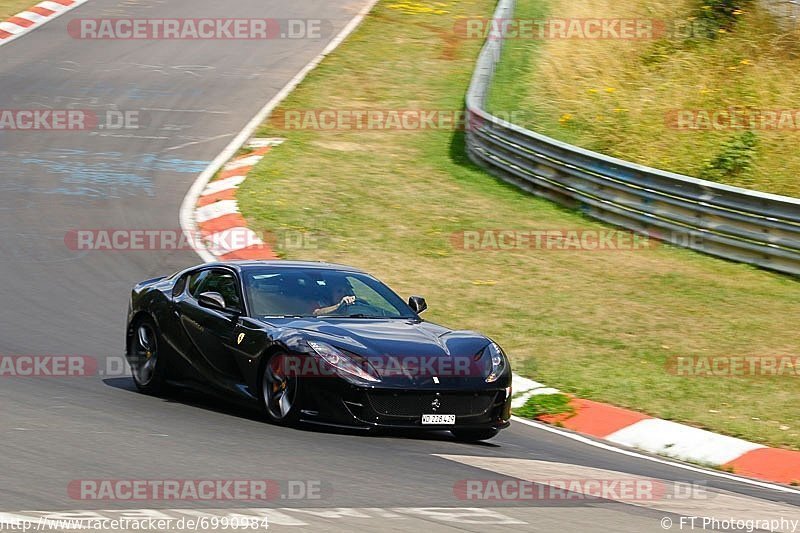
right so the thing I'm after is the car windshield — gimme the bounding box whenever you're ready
[242,267,417,319]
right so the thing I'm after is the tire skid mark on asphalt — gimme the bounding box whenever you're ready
[0,149,210,199]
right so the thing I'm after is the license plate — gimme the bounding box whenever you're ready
[421,414,456,425]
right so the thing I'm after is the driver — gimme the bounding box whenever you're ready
[312,279,356,317]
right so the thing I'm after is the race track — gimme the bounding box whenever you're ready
[0,1,797,531]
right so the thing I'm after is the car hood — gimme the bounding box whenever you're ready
[283,318,490,359]
[256,317,499,386]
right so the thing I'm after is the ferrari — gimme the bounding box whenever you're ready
[125,261,512,441]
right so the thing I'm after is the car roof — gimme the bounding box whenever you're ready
[207,260,366,274]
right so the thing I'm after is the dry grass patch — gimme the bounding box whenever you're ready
[0,0,34,21]
[490,0,800,196]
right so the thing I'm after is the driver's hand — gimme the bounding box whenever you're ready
[339,295,356,307]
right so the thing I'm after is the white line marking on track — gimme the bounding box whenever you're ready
[164,133,236,152]
[141,108,231,114]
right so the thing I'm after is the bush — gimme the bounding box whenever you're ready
[696,0,753,35]
[701,130,759,180]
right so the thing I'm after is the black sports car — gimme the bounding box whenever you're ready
[125,261,512,441]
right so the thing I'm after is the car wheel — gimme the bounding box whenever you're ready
[451,428,499,442]
[130,316,168,394]
[261,353,302,425]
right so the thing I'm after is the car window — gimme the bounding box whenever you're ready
[188,270,210,297]
[196,270,242,311]
[348,277,397,315]
[244,272,320,316]
[243,268,415,318]
[172,274,188,297]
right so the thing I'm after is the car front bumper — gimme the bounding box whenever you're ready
[298,377,512,430]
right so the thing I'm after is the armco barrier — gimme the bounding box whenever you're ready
[465,0,800,276]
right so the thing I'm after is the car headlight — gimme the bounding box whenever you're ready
[484,342,507,383]
[307,341,380,383]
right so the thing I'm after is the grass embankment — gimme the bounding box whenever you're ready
[0,1,33,21]
[237,0,800,449]
[516,394,574,420]
[489,0,800,197]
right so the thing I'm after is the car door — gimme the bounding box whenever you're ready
[174,268,245,385]
[155,270,202,371]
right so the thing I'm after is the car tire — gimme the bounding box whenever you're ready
[260,352,303,426]
[451,428,499,442]
[129,316,169,395]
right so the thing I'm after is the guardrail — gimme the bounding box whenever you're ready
[465,0,800,276]
[761,0,800,30]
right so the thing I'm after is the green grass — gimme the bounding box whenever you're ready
[0,0,32,20]
[238,0,800,450]
[489,0,800,197]
[514,393,574,419]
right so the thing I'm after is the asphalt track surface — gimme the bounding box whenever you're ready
[0,1,798,532]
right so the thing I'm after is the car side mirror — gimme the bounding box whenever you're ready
[408,296,427,314]
[198,291,227,311]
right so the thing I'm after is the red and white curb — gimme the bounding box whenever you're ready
[0,0,88,46]
[179,0,379,264]
[193,138,284,261]
[512,374,800,485]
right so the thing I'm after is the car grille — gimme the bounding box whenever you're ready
[367,391,498,417]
